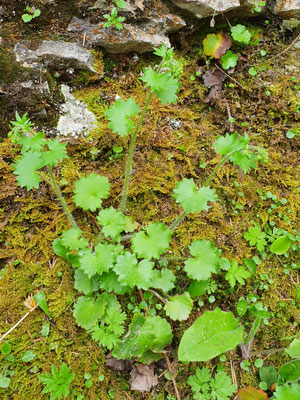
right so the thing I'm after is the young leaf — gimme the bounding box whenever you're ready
[114,252,155,290]
[79,243,116,278]
[210,371,237,400]
[73,173,111,211]
[150,268,175,292]
[74,269,99,295]
[140,67,180,104]
[178,308,244,362]
[38,363,75,400]
[221,50,238,70]
[237,386,268,400]
[164,292,193,321]
[13,151,44,190]
[97,207,137,239]
[270,235,291,255]
[99,271,131,295]
[231,24,251,44]
[34,291,51,318]
[173,178,217,213]
[225,260,251,287]
[285,339,300,359]
[278,360,300,386]
[41,138,68,167]
[214,132,249,156]
[0,374,10,389]
[203,32,232,59]
[61,228,89,251]
[131,222,171,259]
[188,367,211,394]
[105,98,139,137]
[18,131,47,152]
[184,239,220,281]
[22,14,32,23]
[273,383,300,400]
[1,341,11,355]
[244,224,267,252]
[73,295,106,329]
[21,351,36,362]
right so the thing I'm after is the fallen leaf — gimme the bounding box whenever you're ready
[106,354,132,372]
[130,363,158,392]
[203,67,226,89]
[203,32,231,59]
[238,386,269,400]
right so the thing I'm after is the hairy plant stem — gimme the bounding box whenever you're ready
[119,61,164,213]
[241,315,262,359]
[47,166,78,229]
[169,147,245,231]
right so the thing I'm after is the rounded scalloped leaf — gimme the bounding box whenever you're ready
[164,292,193,321]
[73,295,106,329]
[184,239,219,281]
[203,32,232,59]
[178,307,244,362]
[73,173,111,211]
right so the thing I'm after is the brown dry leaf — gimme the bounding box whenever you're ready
[24,294,37,310]
[130,363,158,392]
[106,354,132,372]
[134,0,145,10]
[238,386,269,400]
[203,67,226,89]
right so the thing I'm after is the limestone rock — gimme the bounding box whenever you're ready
[272,0,300,17]
[14,40,96,72]
[169,0,240,18]
[56,85,96,137]
[67,13,185,53]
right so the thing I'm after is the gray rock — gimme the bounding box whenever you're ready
[14,40,96,72]
[67,13,185,53]
[272,0,300,17]
[169,0,240,18]
[56,84,96,137]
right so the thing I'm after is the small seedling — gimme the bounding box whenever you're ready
[103,8,125,31]
[38,363,75,400]
[22,6,41,23]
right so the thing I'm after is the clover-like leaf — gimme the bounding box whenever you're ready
[184,240,220,281]
[231,24,251,44]
[73,173,110,211]
[221,50,238,70]
[13,151,45,190]
[173,178,217,213]
[41,137,68,167]
[164,292,193,321]
[131,222,171,259]
[79,242,116,278]
[178,308,244,362]
[105,98,139,137]
[73,295,106,329]
[140,67,180,104]
[244,223,267,252]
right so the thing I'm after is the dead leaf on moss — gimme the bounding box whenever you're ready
[106,354,132,372]
[130,363,158,392]
[203,67,226,89]
[238,386,269,400]
[203,32,232,59]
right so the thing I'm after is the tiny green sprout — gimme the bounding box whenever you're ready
[265,90,271,96]
[113,0,127,8]
[255,359,263,368]
[190,74,196,81]
[22,6,41,23]
[98,374,105,382]
[221,51,238,70]
[249,67,257,76]
[260,49,266,56]
[103,8,125,31]
[228,117,235,123]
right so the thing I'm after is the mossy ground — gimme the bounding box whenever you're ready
[0,16,299,400]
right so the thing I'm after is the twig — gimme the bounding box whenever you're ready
[225,100,234,132]
[262,33,300,64]
[215,64,247,91]
[0,305,38,343]
[148,289,167,304]
[230,356,237,387]
[163,353,181,400]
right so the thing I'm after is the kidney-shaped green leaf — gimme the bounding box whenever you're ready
[178,307,243,362]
